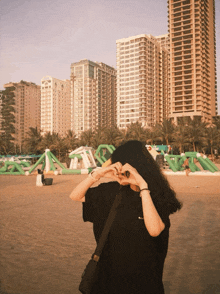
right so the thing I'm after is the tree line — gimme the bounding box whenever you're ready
[1,118,220,161]
[1,86,220,160]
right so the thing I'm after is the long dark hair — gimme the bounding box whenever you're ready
[111,140,182,214]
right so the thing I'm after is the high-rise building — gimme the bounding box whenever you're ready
[41,76,71,136]
[155,34,170,51]
[116,34,169,129]
[70,59,116,136]
[3,81,41,147]
[168,0,218,122]
[155,34,171,119]
[0,92,3,134]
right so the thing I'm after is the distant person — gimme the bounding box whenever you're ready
[36,169,44,186]
[70,140,182,294]
[183,158,191,176]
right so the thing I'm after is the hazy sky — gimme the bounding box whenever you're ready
[0,0,220,113]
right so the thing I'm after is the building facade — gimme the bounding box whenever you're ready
[41,76,71,136]
[155,34,170,51]
[70,59,116,136]
[116,34,169,129]
[155,34,171,120]
[168,0,218,123]
[0,92,3,134]
[3,81,41,147]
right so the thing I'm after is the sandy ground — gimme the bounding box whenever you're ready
[0,171,220,294]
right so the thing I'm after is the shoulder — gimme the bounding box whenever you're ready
[89,181,119,193]
[96,181,120,192]
[85,181,120,203]
[83,181,120,223]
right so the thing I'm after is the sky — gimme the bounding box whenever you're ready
[0,0,220,113]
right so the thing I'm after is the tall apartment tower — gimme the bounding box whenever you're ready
[0,92,3,134]
[3,81,41,147]
[155,34,170,51]
[116,34,169,129]
[41,76,71,136]
[70,59,116,136]
[155,34,171,119]
[168,0,218,122]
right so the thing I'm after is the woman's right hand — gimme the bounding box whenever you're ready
[91,162,123,182]
[70,162,123,202]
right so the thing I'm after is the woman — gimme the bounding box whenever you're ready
[70,140,182,294]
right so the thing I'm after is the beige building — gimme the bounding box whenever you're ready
[0,92,3,134]
[3,81,41,148]
[116,34,169,129]
[70,59,116,136]
[155,34,171,120]
[155,34,170,51]
[41,76,71,136]
[168,0,218,122]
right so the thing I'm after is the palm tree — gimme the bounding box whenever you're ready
[23,127,43,154]
[39,132,65,159]
[92,127,105,149]
[64,130,79,151]
[172,123,190,154]
[154,119,175,146]
[145,128,159,146]
[0,87,15,154]
[79,129,94,147]
[213,117,220,130]
[0,135,8,155]
[186,117,207,152]
[126,122,146,141]
[203,125,220,159]
[102,126,122,147]
[114,128,130,145]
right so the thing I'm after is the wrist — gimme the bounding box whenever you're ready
[139,187,150,198]
[138,181,148,190]
[89,170,100,182]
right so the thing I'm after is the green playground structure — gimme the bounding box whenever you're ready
[61,167,93,175]
[0,150,66,175]
[26,149,66,175]
[94,144,116,166]
[165,152,219,173]
[0,145,116,175]
[0,160,31,175]
[0,161,26,175]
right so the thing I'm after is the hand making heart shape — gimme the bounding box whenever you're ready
[93,162,147,189]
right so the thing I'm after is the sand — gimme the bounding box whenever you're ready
[0,173,220,294]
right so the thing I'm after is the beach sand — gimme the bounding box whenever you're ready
[0,173,220,294]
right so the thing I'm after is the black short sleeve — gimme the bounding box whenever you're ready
[83,185,100,223]
[159,205,171,229]
[83,182,120,223]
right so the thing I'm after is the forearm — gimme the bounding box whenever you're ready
[141,189,165,237]
[69,174,98,202]
[70,163,122,202]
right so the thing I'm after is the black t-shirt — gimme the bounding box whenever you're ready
[83,182,170,294]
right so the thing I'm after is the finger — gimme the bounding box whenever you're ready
[104,172,121,183]
[100,166,116,178]
[113,162,122,171]
[120,177,137,186]
[124,171,130,178]
[111,162,122,175]
[122,163,137,173]
[105,165,121,177]
[113,167,119,176]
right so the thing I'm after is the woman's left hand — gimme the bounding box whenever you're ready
[119,163,148,189]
